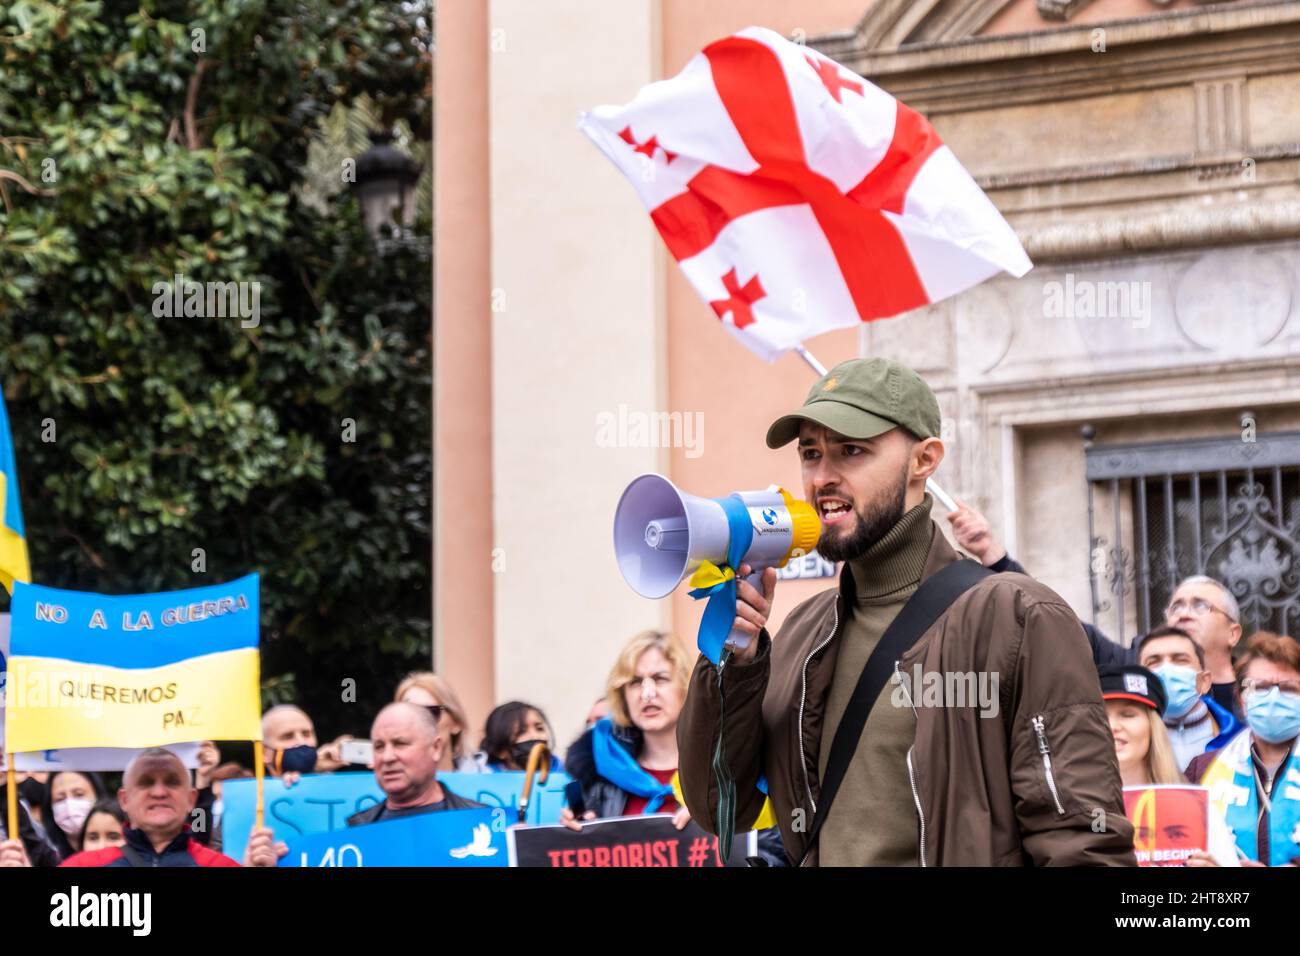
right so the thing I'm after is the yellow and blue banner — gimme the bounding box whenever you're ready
[3,574,261,752]
[0,391,30,593]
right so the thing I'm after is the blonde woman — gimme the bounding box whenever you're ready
[1099,664,1238,867]
[560,630,693,830]
[394,672,477,773]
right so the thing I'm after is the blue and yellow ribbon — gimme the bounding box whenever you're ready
[687,494,753,665]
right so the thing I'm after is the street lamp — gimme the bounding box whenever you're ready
[351,130,422,240]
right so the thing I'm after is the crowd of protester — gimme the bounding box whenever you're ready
[0,498,1296,868]
[948,503,1300,867]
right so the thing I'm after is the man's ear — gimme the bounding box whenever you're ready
[1196,670,1213,696]
[911,437,944,482]
[1227,622,1243,649]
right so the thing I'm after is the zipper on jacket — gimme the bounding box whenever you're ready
[894,661,927,867]
[798,604,839,815]
[1032,714,1067,815]
[905,747,927,868]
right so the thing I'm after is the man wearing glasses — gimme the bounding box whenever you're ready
[947,502,1246,719]
[1164,576,1244,720]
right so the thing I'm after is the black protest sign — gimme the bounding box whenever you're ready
[508,814,756,868]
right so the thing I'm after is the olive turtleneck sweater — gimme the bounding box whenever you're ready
[816,496,934,866]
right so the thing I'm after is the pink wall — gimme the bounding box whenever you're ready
[433,0,494,743]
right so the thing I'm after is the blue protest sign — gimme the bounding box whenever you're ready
[279,806,507,867]
[222,770,570,861]
[9,574,259,658]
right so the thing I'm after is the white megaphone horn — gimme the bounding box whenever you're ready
[613,474,821,646]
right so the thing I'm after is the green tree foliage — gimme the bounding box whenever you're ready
[0,1,434,737]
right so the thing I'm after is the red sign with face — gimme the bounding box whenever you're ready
[1123,786,1210,866]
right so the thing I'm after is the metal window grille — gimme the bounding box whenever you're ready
[1085,431,1300,643]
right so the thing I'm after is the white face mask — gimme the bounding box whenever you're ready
[53,797,95,836]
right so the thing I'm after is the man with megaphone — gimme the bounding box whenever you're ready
[675,357,1136,867]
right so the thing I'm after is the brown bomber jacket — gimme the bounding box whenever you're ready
[677,522,1136,866]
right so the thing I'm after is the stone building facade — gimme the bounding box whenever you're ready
[822,0,1300,643]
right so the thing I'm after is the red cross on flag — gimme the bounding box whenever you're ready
[579,26,1032,362]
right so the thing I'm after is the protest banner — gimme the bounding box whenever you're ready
[279,805,507,867]
[1123,785,1211,866]
[222,769,571,861]
[3,575,261,752]
[508,814,756,868]
[0,613,199,771]
[0,390,30,595]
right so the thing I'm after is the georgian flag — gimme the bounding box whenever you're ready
[579,26,1032,362]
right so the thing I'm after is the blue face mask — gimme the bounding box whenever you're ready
[272,744,318,774]
[1245,686,1300,744]
[1154,664,1201,719]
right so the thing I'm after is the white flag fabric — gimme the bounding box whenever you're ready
[580,26,1032,362]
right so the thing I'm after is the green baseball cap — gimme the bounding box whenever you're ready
[766,357,941,449]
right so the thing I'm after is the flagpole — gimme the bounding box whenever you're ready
[793,346,957,512]
[253,741,265,829]
[793,345,828,376]
[5,765,16,844]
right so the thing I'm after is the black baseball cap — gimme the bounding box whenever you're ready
[1098,664,1167,716]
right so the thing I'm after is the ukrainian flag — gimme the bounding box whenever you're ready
[0,390,30,593]
[4,575,262,752]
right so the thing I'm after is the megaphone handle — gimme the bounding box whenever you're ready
[723,569,768,651]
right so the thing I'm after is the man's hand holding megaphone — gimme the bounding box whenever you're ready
[729,563,777,664]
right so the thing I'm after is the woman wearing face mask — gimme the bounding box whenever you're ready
[0,775,61,868]
[1185,632,1300,866]
[39,771,107,861]
[14,773,52,838]
[468,701,563,773]
[1099,664,1238,867]
[78,799,128,853]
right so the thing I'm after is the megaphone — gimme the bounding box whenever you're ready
[613,474,821,650]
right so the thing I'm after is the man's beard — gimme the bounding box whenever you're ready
[816,467,909,563]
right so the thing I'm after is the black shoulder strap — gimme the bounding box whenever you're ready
[800,558,993,865]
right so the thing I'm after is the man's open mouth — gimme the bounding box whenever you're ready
[818,497,853,526]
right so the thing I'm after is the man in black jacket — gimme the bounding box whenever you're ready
[347,702,484,826]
